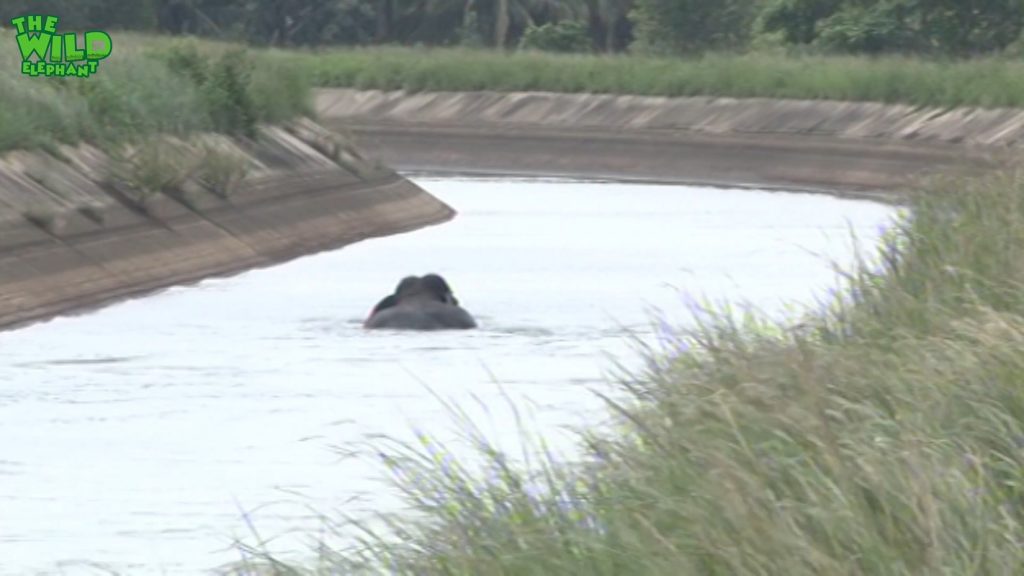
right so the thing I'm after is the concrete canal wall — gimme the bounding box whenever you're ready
[317,88,1016,199]
[0,119,454,330]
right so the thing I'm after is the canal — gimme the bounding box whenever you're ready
[0,177,896,574]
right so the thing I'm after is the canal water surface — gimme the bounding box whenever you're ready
[0,178,896,574]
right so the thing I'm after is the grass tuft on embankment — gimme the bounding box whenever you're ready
[0,35,311,154]
[283,46,1024,109]
[231,167,1024,574]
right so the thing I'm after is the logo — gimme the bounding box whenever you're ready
[10,15,112,78]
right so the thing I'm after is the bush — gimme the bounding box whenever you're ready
[519,22,591,53]
[157,44,259,138]
[108,136,198,198]
[249,52,314,123]
[203,50,259,137]
[0,35,312,155]
[71,48,210,146]
[0,71,93,151]
[813,4,919,54]
[194,141,250,198]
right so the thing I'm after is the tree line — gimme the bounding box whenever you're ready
[3,0,1024,56]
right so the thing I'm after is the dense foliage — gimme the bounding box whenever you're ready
[761,0,1024,55]
[630,0,760,54]
[519,21,591,53]
[4,0,1024,56]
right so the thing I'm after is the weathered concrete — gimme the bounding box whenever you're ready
[316,89,1014,198]
[0,119,455,331]
[317,89,1024,146]
[7,89,1019,330]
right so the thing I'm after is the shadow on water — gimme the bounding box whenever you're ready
[13,355,148,369]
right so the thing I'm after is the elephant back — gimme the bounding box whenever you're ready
[364,299,477,330]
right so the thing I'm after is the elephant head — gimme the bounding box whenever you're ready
[420,273,460,306]
[364,274,477,330]
[368,275,420,317]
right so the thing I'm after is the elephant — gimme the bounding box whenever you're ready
[364,273,477,330]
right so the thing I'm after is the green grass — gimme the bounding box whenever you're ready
[228,166,1024,575]
[8,37,1024,156]
[0,34,312,154]
[8,38,1023,157]
[281,46,1024,109]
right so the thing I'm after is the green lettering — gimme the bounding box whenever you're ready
[23,61,44,76]
[63,34,84,61]
[15,32,51,61]
[51,33,63,61]
[84,31,112,60]
[14,16,108,78]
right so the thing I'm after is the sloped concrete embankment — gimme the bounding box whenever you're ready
[0,119,454,330]
[316,88,1016,196]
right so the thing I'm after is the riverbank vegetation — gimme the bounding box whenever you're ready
[286,46,1024,108]
[7,0,1024,57]
[7,1,1024,110]
[232,167,1024,574]
[0,36,310,153]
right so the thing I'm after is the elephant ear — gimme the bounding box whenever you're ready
[394,276,421,297]
[370,294,398,315]
[420,274,459,304]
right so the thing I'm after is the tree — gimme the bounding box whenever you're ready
[241,0,375,46]
[583,0,633,52]
[389,0,475,45]
[375,0,395,41]
[467,0,584,48]
[760,0,843,45]
[915,0,1024,55]
[630,0,760,53]
[1,0,159,31]
[814,2,920,53]
[495,0,510,46]
[761,0,1024,55]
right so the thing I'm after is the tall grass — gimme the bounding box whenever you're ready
[8,39,1022,156]
[286,46,1024,109]
[0,34,311,154]
[8,38,1024,156]
[231,166,1024,575]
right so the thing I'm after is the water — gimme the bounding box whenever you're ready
[0,178,896,574]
